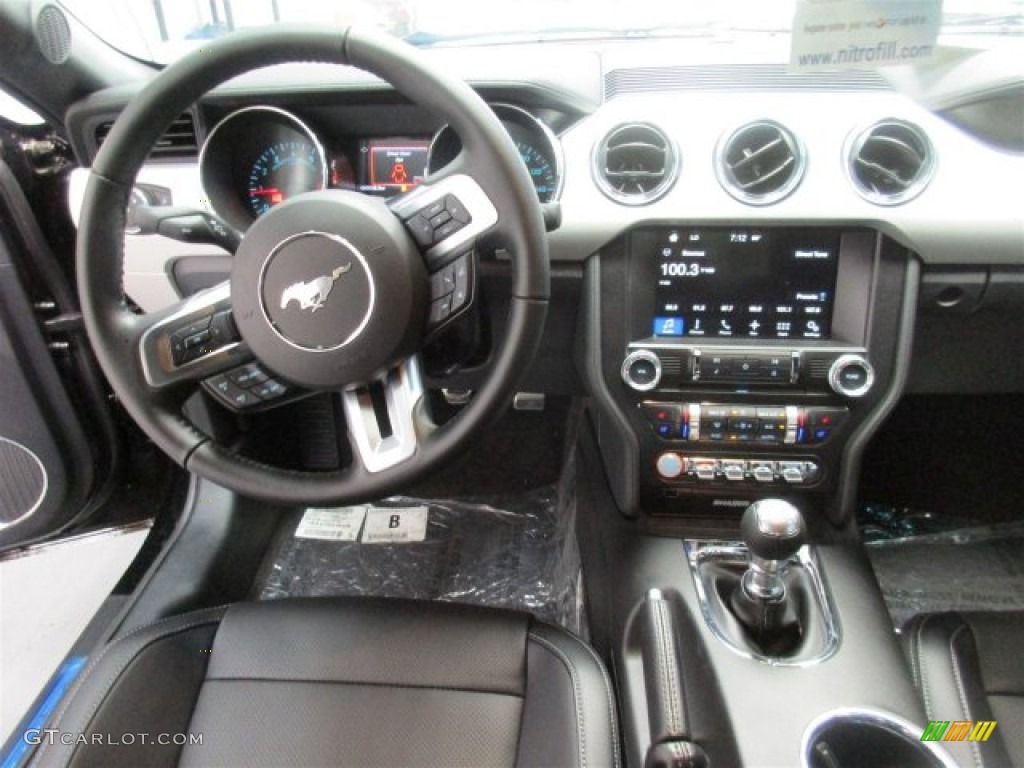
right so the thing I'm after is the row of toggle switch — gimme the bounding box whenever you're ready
[642,402,846,445]
[655,453,821,485]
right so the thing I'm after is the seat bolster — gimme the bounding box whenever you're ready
[519,623,621,768]
[31,606,227,768]
[902,612,1014,768]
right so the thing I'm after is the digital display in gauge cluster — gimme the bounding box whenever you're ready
[357,139,430,195]
[649,227,841,341]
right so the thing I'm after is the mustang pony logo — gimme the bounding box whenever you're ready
[280,264,352,313]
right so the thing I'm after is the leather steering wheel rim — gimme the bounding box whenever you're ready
[77,26,549,504]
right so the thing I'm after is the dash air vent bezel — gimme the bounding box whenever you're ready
[714,120,806,206]
[845,119,936,206]
[592,122,680,206]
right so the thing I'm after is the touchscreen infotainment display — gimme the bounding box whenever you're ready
[650,227,841,341]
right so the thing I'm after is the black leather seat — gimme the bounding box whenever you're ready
[32,598,620,768]
[903,611,1024,768]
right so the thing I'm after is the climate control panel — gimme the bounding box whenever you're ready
[640,402,848,446]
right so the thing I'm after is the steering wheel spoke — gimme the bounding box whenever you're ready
[341,356,431,474]
[136,281,251,390]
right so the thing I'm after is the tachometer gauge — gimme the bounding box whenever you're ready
[246,140,324,218]
[200,106,328,232]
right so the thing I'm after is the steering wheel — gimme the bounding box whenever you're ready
[77,26,549,504]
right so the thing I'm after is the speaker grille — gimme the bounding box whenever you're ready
[36,5,72,65]
[0,439,47,527]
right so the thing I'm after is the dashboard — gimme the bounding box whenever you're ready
[62,40,1023,512]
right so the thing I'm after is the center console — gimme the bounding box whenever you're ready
[581,224,914,521]
[576,225,942,766]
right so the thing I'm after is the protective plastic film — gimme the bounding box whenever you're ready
[255,471,586,636]
[866,519,1024,628]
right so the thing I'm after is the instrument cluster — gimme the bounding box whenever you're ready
[199,103,562,233]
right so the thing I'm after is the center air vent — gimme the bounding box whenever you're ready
[715,121,805,205]
[94,112,199,160]
[592,123,678,205]
[847,119,934,205]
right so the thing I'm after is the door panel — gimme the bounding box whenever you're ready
[0,230,96,547]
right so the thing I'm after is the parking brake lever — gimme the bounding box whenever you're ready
[641,590,710,768]
[132,205,241,253]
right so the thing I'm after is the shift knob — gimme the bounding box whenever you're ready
[740,499,806,563]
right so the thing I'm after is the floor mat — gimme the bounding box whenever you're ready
[866,520,1024,629]
[253,481,586,637]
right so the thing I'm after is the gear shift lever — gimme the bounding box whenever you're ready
[729,499,807,655]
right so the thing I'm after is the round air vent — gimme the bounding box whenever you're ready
[592,123,679,205]
[715,121,805,205]
[847,120,935,205]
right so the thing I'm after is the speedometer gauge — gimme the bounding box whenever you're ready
[246,140,323,218]
[516,140,559,203]
[427,104,563,203]
[200,106,328,232]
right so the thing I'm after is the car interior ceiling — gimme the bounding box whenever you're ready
[0,3,1022,768]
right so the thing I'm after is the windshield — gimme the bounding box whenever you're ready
[61,0,1023,65]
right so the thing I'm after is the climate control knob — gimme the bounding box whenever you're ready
[829,354,875,398]
[621,350,662,392]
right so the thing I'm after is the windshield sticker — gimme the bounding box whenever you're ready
[791,0,943,71]
[295,506,367,541]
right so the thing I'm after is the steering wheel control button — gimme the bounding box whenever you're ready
[621,349,662,391]
[429,210,452,229]
[209,309,240,345]
[444,195,472,224]
[228,363,269,388]
[406,214,435,248]
[430,263,457,300]
[452,258,470,308]
[829,354,875,398]
[170,317,214,365]
[206,375,260,409]
[427,252,474,331]
[253,379,288,401]
[206,363,290,410]
[429,296,453,324]
[404,194,472,264]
